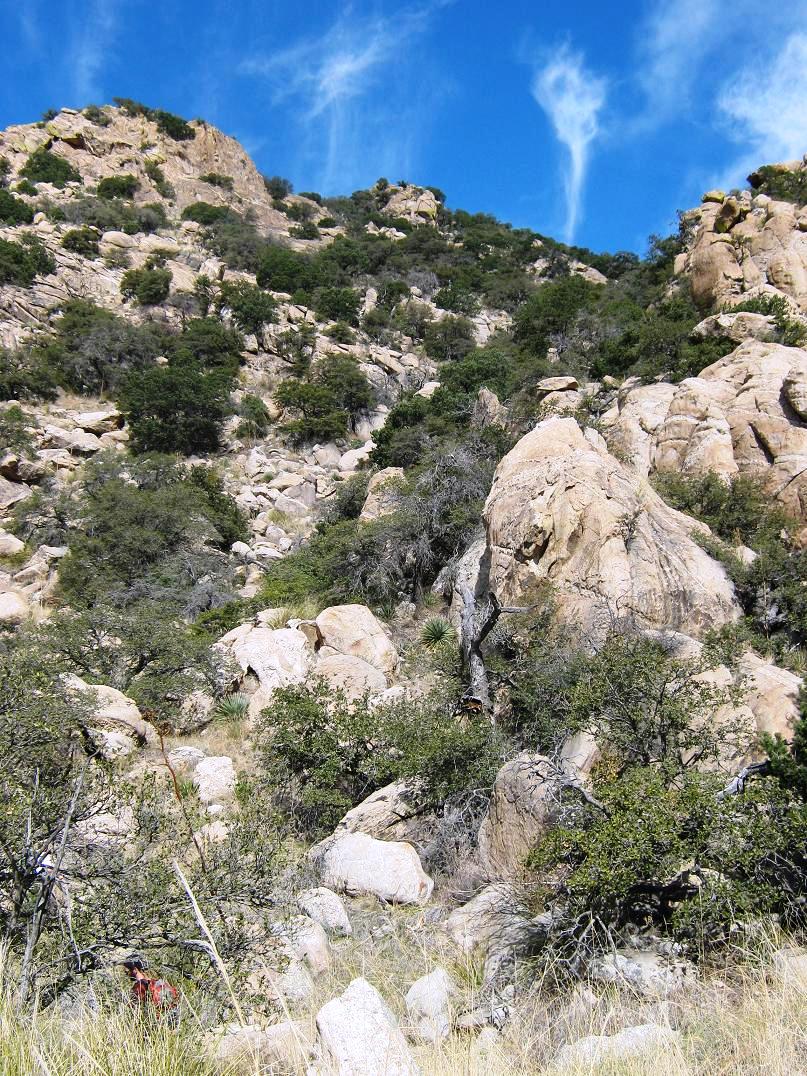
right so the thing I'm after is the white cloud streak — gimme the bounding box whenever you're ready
[717,31,807,175]
[71,0,117,104]
[531,47,607,243]
[240,4,445,193]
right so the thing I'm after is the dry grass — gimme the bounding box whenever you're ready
[3,927,805,1075]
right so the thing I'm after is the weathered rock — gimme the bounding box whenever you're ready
[193,756,236,804]
[206,1020,311,1069]
[336,780,431,843]
[311,831,433,905]
[314,652,388,699]
[275,914,331,977]
[297,887,352,937]
[0,476,31,511]
[771,946,807,984]
[0,589,29,625]
[476,754,562,881]
[0,529,24,556]
[64,676,156,749]
[359,467,405,521]
[317,977,421,1076]
[484,417,740,637]
[382,184,438,224]
[472,387,508,429]
[405,968,455,1043]
[216,622,312,712]
[315,604,398,675]
[589,949,695,997]
[555,1024,681,1067]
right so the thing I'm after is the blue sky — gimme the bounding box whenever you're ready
[1,0,806,253]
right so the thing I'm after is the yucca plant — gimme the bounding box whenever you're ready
[213,692,250,723]
[420,617,456,649]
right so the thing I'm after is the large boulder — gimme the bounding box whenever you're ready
[556,1024,681,1067]
[317,977,421,1076]
[315,604,398,675]
[310,831,433,905]
[0,589,30,626]
[297,887,352,937]
[193,755,236,805]
[590,948,695,997]
[483,417,740,637]
[314,652,388,699]
[335,780,432,844]
[359,468,405,522]
[476,754,562,881]
[206,1020,311,1069]
[64,675,155,755]
[647,341,807,518]
[405,968,455,1043]
[216,622,312,714]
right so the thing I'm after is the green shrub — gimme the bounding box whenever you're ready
[0,404,36,454]
[96,173,139,200]
[653,471,789,548]
[199,172,234,191]
[119,362,232,455]
[0,189,34,225]
[202,211,266,272]
[181,201,231,225]
[255,244,315,293]
[216,280,276,345]
[153,109,195,141]
[120,266,171,305]
[0,236,55,287]
[731,293,807,347]
[290,220,320,240]
[20,147,81,188]
[263,175,293,200]
[325,321,356,344]
[83,104,111,126]
[747,165,807,205]
[0,156,10,185]
[318,215,337,228]
[24,299,166,394]
[253,680,501,836]
[112,96,152,117]
[144,159,174,199]
[168,317,243,370]
[275,380,349,445]
[64,195,166,234]
[423,314,475,362]
[61,226,100,257]
[13,179,38,197]
[312,286,361,325]
[236,393,271,440]
[0,348,58,401]
[421,617,456,648]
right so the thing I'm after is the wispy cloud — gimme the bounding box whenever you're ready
[531,47,607,242]
[631,0,720,128]
[717,31,807,179]
[240,3,447,193]
[70,0,118,104]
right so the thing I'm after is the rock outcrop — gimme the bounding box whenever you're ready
[310,831,434,905]
[317,977,421,1076]
[483,417,740,636]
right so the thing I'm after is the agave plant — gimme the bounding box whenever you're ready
[420,616,456,649]
[213,692,250,722]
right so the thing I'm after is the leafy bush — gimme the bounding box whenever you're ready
[254,680,501,835]
[423,314,475,362]
[48,453,246,607]
[0,404,35,455]
[747,165,807,205]
[20,147,81,188]
[236,393,271,440]
[653,472,789,548]
[216,280,276,345]
[118,362,232,455]
[168,316,243,371]
[83,104,111,126]
[199,171,234,191]
[23,299,165,394]
[0,189,34,225]
[144,159,174,198]
[120,266,171,305]
[290,220,320,240]
[275,380,348,445]
[312,286,361,325]
[325,320,356,344]
[263,175,293,200]
[255,244,315,292]
[731,293,806,347]
[63,195,167,235]
[0,348,57,401]
[0,156,10,185]
[61,226,100,257]
[96,173,139,199]
[181,201,231,225]
[0,236,55,287]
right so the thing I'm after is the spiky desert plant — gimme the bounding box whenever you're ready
[213,692,250,723]
[420,617,456,649]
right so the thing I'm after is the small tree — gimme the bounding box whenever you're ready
[216,279,276,347]
[118,363,231,454]
[120,266,172,305]
[20,147,81,188]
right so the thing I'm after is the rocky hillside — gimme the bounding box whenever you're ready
[1,102,806,1074]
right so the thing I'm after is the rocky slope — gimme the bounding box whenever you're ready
[2,104,806,1073]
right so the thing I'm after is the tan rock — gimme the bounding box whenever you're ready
[476,754,560,881]
[0,589,29,625]
[359,468,405,522]
[315,604,398,674]
[315,652,388,698]
[483,417,740,637]
[310,831,433,905]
